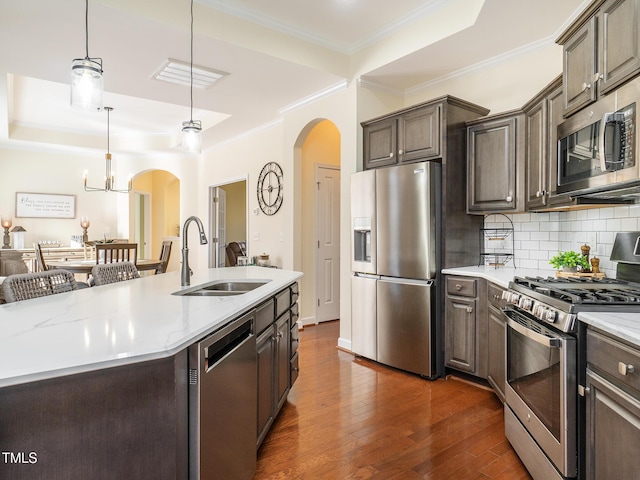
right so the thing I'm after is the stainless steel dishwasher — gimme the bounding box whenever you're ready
[188,310,257,480]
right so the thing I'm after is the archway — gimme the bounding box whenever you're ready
[130,170,180,271]
[294,119,341,325]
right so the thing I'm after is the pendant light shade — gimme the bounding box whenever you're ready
[182,120,202,153]
[182,0,202,153]
[71,58,103,111]
[71,0,103,111]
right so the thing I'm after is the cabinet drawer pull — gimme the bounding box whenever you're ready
[618,362,635,376]
[455,284,462,291]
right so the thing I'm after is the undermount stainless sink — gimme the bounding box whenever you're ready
[172,279,270,297]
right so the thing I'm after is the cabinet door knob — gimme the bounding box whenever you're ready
[594,72,603,82]
[389,152,394,158]
[581,82,592,92]
[455,284,462,291]
[398,149,404,155]
[536,191,541,197]
[618,362,635,376]
[506,196,513,202]
[466,306,473,313]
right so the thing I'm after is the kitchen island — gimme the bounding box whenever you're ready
[0,266,302,480]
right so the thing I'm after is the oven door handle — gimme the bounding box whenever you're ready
[504,310,562,348]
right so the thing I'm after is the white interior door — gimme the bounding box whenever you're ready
[133,192,151,259]
[316,165,341,323]
[208,186,227,268]
[217,189,227,267]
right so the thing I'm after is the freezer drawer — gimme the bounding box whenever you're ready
[377,277,435,377]
[351,274,378,360]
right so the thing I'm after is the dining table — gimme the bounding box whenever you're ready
[47,259,163,275]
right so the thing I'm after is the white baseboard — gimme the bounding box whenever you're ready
[337,337,352,352]
[300,315,316,326]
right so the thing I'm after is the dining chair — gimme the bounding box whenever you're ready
[226,242,243,266]
[2,270,81,303]
[155,240,173,274]
[91,261,140,286]
[95,242,138,265]
[34,243,49,271]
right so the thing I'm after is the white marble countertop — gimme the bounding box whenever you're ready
[0,266,302,388]
[441,265,552,288]
[578,312,640,349]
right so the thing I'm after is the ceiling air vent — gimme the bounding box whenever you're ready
[153,59,228,89]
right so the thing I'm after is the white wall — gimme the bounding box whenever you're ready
[0,144,201,263]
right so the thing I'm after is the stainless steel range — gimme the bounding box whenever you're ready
[503,234,640,480]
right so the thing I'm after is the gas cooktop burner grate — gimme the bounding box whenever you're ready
[513,276,640,306]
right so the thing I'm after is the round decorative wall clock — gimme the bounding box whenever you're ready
[257,161,283,215]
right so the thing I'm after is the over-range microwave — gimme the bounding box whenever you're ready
[557,77,640,197]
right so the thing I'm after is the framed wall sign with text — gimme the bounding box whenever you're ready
[15,192,76,219]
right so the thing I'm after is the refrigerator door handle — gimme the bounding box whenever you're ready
[379,276,434,287]
[354,273,380,280]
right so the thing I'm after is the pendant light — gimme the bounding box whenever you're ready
[182,0,202,153]
[71,0,103,111]
[84,107,132,193]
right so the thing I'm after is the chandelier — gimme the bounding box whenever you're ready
[83,107,132,193]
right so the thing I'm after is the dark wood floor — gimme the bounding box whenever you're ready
[254,321,532,480]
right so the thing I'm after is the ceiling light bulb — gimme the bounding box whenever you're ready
[182,120,202,154]
[71,58,103,111]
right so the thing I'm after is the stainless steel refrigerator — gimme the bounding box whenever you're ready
[351,161,438,378]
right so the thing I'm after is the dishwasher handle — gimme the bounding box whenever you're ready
[204,319,253,373]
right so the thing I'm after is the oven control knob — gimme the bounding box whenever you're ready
[534,305,543,318]
[519,297,533,311]
[545,309,557,323]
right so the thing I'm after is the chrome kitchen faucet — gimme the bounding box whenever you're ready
[181,216,208,286]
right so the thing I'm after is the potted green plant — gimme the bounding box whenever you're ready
[549,251,590,272]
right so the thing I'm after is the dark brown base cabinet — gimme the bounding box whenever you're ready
[257,283,299,449]
[445,275,508,403]
[486,283,507,402]
[444,276,487,378]
[585,328,640,479]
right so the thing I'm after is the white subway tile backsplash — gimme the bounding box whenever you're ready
[620,218,638,231]
[540,241,560,251]
[614,206,630,218]
[587,209,600,220]
[531,231,550,241]
[606,218,622,231]
[499,205,640,276]
[521,222,540,232]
